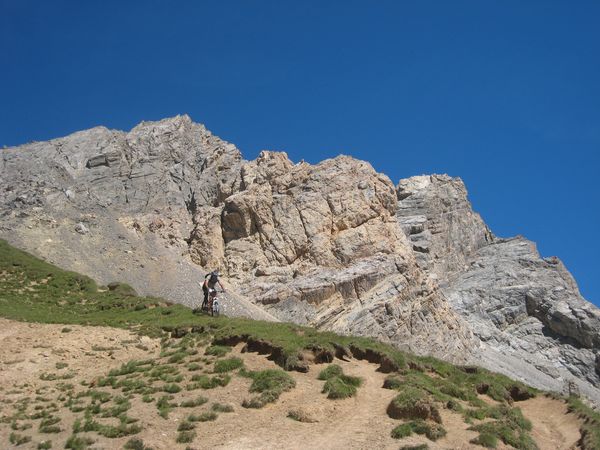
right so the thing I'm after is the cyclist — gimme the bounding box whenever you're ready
[202,270,225,311]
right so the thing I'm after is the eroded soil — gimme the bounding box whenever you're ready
[0,319,583,449]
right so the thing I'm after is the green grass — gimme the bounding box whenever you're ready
[470,432,499,448]
[391,420,446,441]
[3,239,593,450]
[75,416,142,439]
[391,422,414,438]
[466,406,536,450]
[0,240,414,372]
[317,364,344,380]
[187,374,231,390]
[78,389,111,403]
[214,357,244,373]
[205,345,232,357]
[241,369,296,408]
[39,415,61,433]
[180,396,208,408]
[410,420,447,441]
[566,396,600,450]
[387,386,441,423]
[123,438,152,450]
[177,420,196,431]
[156,395,177,419]
[9,431,31,446]
[161,383,182,394]
[65,435,94,449]
[382,366,541,449]
[188,411,218,422]
[318,364,362,399]
[108,359,154,377]
[37,440,53,449]
[187,362,202,371]
[211,402,234,413]
[40,372,75,381]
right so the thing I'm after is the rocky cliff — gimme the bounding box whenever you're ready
[396,175,600,404]
[1,115,598,405]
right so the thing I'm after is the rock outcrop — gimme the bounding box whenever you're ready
[396,174,494,279]
[396,175,600,405]
[1,116,599,405]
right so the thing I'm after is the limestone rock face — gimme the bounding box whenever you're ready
[397,176,600,405]
[396,174,494,279]
[0,118,474,362]
[443,238,600,401]
[188,151,475,360]
[2,116,599,405]
[0,115,269,319]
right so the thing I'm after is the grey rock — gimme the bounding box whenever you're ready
[396,175,494,278]
[397,176,600,406]
[74,222,89,235]
[2,116,599,406]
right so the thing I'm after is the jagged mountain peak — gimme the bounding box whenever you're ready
[1,116,599,407]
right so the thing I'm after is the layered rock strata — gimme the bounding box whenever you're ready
[1,116,598,405]
[396,175,600,404]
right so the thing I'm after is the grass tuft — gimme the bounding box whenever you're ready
[188,412,218,422]
[187,374,231,390]
[391,420,446,441]
[180,396,208,408]
[318,364,362,399]
[242,369,295,408]
[65,435,94,449]
[213,357,244,373]
[9,432,31,446]
[205,345,231,357]
[567,395,600,449]
[212,402,234,413]
[124,438,152,450]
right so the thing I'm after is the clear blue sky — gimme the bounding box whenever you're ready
[1,1,598,306]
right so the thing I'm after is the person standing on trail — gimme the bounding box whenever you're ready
[202,270,225,310]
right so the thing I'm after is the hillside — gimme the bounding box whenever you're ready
[1,115,599,407]
[1,240,599,449]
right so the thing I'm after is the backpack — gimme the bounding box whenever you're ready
[208,272,219,285]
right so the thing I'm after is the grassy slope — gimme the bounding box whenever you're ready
[1,239,599,449]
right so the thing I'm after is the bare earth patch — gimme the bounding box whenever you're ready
[0,319,584,449]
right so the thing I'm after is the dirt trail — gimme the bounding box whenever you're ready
[520,396,581,450]
[0,318,584,449]
[206,353,400,450]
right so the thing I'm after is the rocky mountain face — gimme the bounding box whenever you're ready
[2,115,599,406]
[396,175,600,404]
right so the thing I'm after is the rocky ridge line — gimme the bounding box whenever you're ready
[1,115,598,406]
